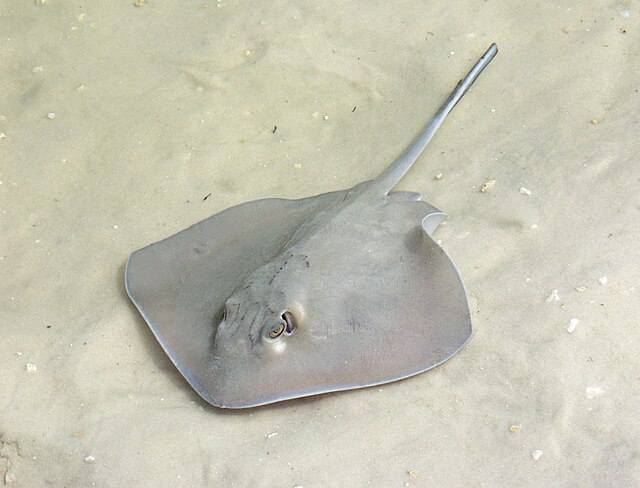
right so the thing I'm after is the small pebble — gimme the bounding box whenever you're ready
[0,132,6,140]
[545,290,560,302]
[134,0,145,6]
[32,66,43,73]
[84,455,96,463]
[266,432,278,439]
[575,286,586,292]
[586,386,604,399]
[519,187,532,195]
[566,318,579,333]
[509,424,521,433]
[590,119,599,125]
[480,179,496,192]
[598,276,608,285]
[293,163,302,169]
[25,363,37,373]
[46,112,56,120]
[434,173,443,180]
[532,449,543,461]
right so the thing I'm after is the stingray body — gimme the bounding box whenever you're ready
[125,44,498,408]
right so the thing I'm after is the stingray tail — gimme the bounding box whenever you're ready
[372,43,498,194]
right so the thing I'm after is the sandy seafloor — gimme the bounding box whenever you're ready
[1,1,639,486]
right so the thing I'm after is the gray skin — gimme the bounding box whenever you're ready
[125,44,498,408]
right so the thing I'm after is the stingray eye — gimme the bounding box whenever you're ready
[267,323,285,339]
[264,311,296,341]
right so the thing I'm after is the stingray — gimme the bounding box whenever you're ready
[125,44,498,408]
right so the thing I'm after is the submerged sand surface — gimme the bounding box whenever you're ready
[1,1,639,486]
